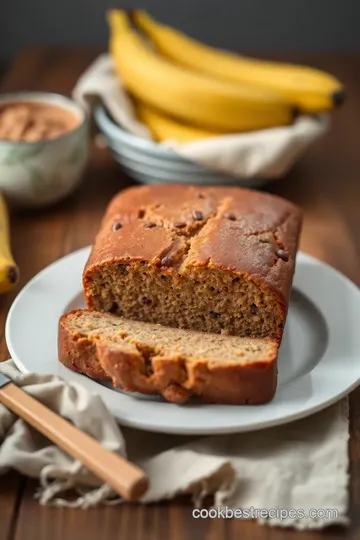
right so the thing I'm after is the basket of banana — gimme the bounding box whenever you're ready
[81,9,344,187]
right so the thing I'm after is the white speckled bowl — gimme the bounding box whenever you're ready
[0,92,88,208]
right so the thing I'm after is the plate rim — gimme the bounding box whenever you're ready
[5,247,360,435]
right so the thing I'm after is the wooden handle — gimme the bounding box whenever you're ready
[0,383,148,500]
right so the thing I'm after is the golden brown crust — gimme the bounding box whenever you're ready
[83,185,302,340]
[58,314,109,380]
[58,311,278,405]
[98,346,277,405]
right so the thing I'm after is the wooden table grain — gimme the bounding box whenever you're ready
[0,47,359,540]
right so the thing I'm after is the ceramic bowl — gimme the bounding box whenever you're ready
[94,105,268,188]
[0,92,88,208]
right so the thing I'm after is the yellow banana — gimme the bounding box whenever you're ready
[134,101,221,142]
[134,10,345,113]
[108,10,294,133]
[0,193,19,294]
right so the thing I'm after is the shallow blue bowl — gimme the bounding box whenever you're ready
[94,105,267,188]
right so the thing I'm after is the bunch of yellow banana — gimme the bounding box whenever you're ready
[134,10,345,114]
[108,10,294,137]
[0,193,19,294]
[107,10,345,143]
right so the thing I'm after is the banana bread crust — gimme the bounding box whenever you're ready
[97,344,278,404]
[83,185,302,340]
[58,316,109,381]
[58,310,278,405]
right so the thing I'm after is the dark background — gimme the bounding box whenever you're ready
[1,0,359,69]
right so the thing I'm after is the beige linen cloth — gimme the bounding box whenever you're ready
[0,359,349,530]
[72,54,330,180]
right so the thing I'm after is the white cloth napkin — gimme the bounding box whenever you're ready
[72,54,330,179]
[0,360,349,530]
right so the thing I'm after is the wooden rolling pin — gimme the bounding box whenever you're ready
[0,372,149,501]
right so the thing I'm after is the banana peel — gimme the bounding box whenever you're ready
[107,10,294,133]
[134,9,345,114]
[0,193,19,294]
[134,101,222,142]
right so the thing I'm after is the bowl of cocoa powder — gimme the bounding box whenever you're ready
[0,92,88,207]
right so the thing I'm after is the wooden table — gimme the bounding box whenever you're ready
[0,47,359,540]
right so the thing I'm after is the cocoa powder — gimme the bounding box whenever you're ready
[0,101,80,142]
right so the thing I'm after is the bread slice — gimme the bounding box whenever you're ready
[58,309,278,405]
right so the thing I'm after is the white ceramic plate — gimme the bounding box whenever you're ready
[5,247,360,435]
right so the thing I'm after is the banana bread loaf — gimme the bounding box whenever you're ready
[59,309,279,404]
[83,185,302,341]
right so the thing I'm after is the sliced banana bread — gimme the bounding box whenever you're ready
[59,309,279,404]
[83,185,302,341]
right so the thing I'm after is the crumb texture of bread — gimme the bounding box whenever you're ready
[59,310,279,405]
[83,185,302,341]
